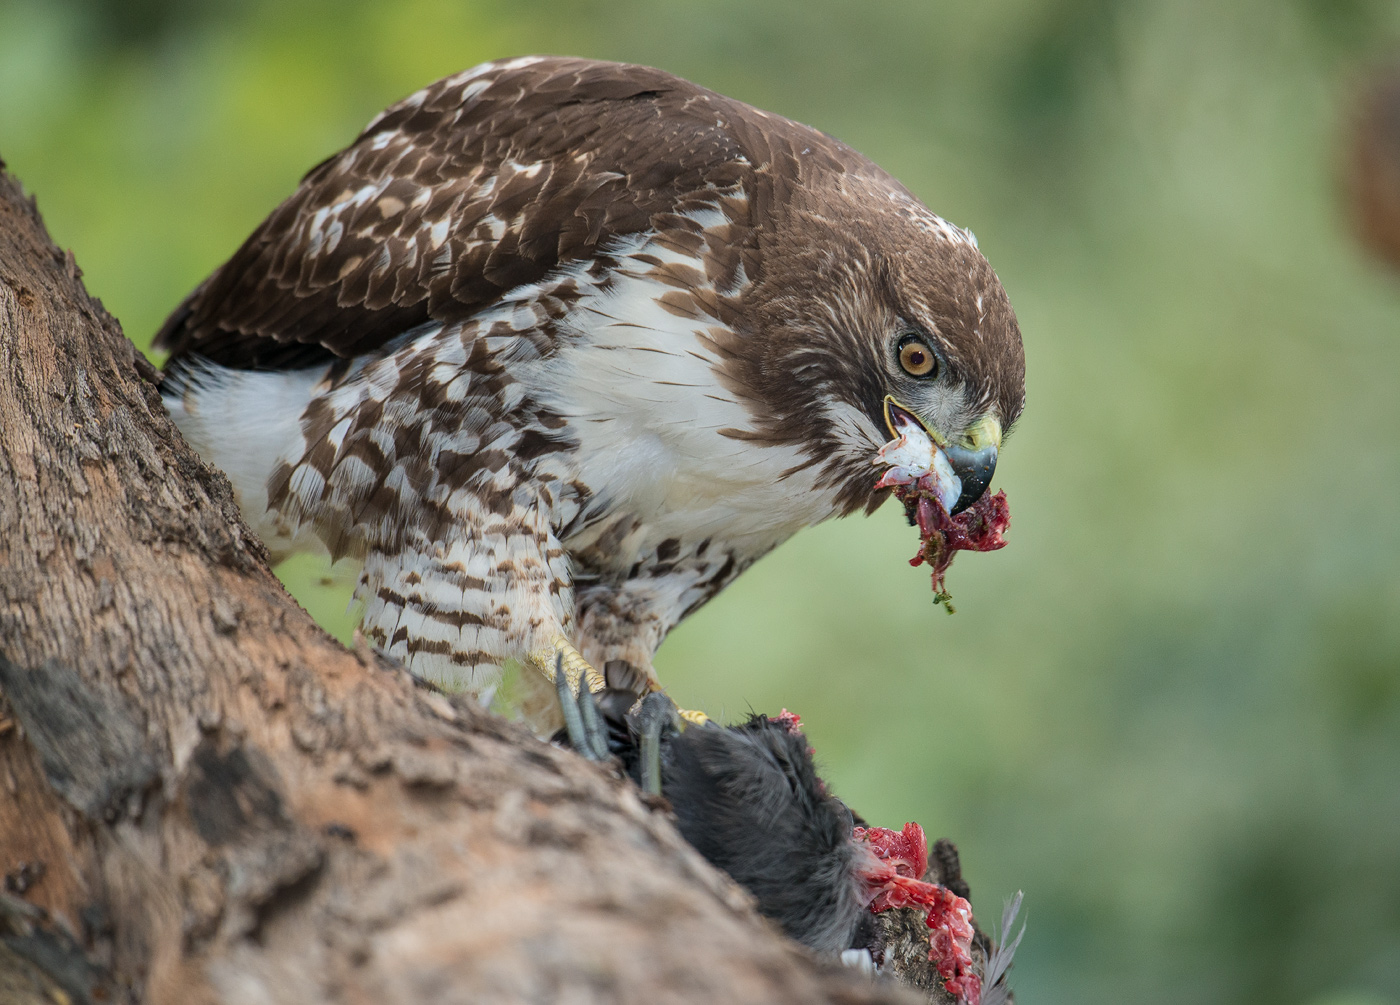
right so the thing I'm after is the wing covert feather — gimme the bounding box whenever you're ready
[154,57,849,369]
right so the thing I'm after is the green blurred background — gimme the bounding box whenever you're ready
[4,0,1399,1001]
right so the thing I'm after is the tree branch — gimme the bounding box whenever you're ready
[0,161,920,1004]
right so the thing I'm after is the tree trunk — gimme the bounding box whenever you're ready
[0,162,922,1004]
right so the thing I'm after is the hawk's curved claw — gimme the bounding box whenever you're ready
[554,655,610,761]
[632,692,679,795]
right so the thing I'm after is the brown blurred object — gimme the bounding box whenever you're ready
[1348,62,1400,271]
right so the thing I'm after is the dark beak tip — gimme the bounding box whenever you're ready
[947,447,998,515]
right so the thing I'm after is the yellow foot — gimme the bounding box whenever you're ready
[527,633,607,695]
[528,632,711,728]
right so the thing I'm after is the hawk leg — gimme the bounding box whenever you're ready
[349,490,584,724]
[575,584,710,726]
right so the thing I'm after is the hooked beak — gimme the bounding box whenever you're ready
[882,397,1001,515]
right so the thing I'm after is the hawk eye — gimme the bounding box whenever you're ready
[897,337,938,378]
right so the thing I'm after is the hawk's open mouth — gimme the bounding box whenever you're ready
[875,396,1010,612]
[880,397,999,515]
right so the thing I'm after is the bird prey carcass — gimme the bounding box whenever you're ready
[157,56,1025,724]
[554,673,1024,1004]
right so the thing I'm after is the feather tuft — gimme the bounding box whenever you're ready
[979,890,1025,1005]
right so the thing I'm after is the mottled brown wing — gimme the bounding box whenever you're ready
[154,56,817,370]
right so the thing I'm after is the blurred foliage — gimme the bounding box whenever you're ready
[3,0,1400,1002]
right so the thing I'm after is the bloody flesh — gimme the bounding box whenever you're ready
[873,405,1010,612]
[769,709,804,735]
[855,822,982,1004]
[898,487,1010,612]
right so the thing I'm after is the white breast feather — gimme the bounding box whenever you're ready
[523,228,841,568]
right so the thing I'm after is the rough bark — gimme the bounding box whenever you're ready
[0,162,923,1004]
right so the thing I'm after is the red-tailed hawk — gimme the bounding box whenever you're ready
[157,56,1025,724]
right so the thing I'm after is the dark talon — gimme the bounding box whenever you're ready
[555,653,611,761]
[634,692,677,795]
[554,654,591,759]
[576,679,609,760]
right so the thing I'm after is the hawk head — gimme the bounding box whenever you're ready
[713,164,1025,518]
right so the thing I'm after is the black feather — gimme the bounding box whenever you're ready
[663,718,867,953]
[560,694,869,956]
